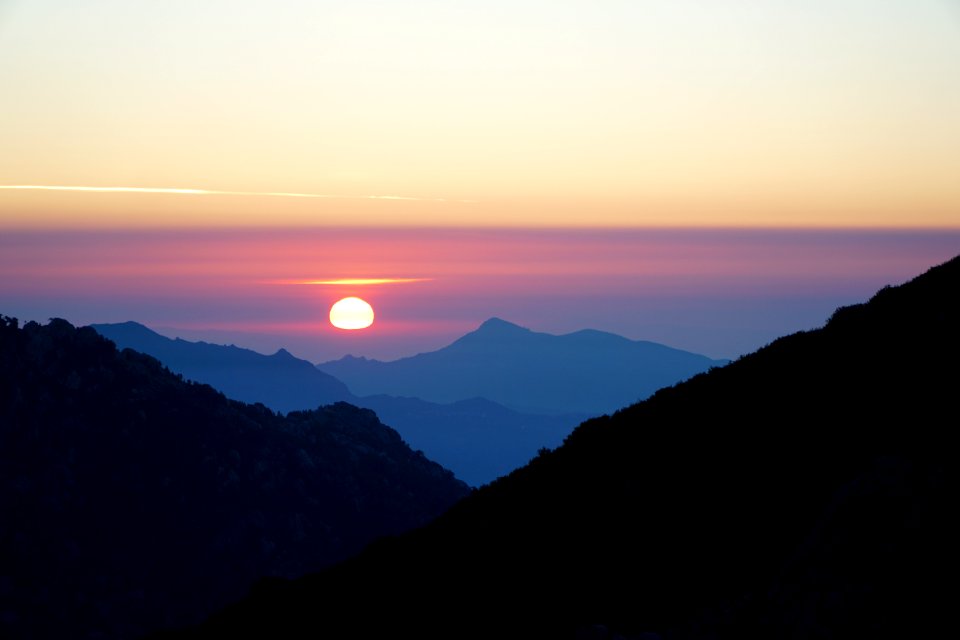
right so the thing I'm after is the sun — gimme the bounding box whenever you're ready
[329,297,374,330]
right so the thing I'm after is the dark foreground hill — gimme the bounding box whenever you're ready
[186,257,958,639]
[318,317,728,415]
[0,318,469,639]
[92,322,586,486]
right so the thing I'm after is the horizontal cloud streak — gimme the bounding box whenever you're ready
[0,185,476,203]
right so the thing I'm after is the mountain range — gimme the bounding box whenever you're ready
[0,318,469,639]
[92,320,723,486]
[90,322,587,486]
[181,256,959,639]
[318,317,729,415]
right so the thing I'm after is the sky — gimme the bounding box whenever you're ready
[3,226,958,362]
[1,1,959,362]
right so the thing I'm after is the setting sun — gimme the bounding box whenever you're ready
[329,297,375,330]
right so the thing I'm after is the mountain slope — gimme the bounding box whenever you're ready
[0,318,469,639]
[191,256,959,639]
[92,322,585,486]
[90,321,350,412]
[357,394,585,485]
[318,318,728,415]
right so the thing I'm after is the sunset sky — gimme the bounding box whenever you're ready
[2,1,959,361]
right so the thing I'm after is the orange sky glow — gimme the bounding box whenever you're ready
[1,1,958,229]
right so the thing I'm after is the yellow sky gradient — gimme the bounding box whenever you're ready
[2,0,959,228]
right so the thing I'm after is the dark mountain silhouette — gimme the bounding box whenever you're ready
[184,257,958,639]
[318,317,729,415]
[92,323,586,486]
[0,317,469,640]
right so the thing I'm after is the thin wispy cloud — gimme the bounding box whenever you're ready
[0,185,477,203]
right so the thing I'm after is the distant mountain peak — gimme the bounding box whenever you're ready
[476,317,530,333]
[90,321,170,347]
[99,320,151,332]
[451,318,533,348]
[339,354,371,362]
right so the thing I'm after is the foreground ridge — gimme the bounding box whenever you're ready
[0,318,469,639]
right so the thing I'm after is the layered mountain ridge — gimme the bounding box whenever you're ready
[91,322,591,486]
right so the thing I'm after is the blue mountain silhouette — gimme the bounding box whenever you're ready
[90,322,587,486]
[318,317,728,415]
[89,321,351,408]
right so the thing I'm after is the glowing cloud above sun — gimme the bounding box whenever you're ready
[267,277,432,286]
[302,278,431,286]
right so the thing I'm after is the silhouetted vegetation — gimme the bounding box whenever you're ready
[0,317,469,639]
[183,255,958,639]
